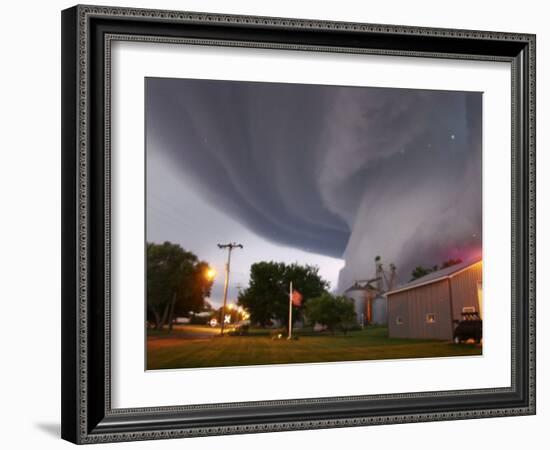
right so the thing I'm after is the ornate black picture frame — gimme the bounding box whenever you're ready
[61,4,536,444]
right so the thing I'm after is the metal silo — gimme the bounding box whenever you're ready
[344,283,370,327]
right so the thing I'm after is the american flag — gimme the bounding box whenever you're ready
[291,289,303,307]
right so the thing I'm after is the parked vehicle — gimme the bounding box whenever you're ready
[453,312,482,344]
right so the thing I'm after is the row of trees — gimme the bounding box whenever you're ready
[237,261,356,333]
[410,258,463,281]
[147,242,213,331]
[146,243,357,334]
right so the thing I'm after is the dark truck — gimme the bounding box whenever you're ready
[453,311,482,344]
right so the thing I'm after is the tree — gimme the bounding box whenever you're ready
[337,302,360,335]
[441,258,463,269]
[304,293,356,334]
[237,261,329,327]
[172,260,213,321]
[410,258,463,281]
[410,265,435,281]
[147,242,213,331]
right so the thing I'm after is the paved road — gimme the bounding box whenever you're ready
[162,324,221,339]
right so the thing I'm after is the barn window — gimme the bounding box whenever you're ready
[395,316,404,325]
[462,306,476,314]
[426,313,436,324]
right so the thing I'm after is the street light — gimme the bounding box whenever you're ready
[205,267,216,281]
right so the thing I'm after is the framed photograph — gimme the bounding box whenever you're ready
[61,5,536,444]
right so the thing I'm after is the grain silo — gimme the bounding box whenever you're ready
[343,256,395,326]
[370,294,388,325]
[343,283,372,327]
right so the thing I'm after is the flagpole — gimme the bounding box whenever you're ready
[288,281,293,340]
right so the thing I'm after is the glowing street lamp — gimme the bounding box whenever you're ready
[205,267,216,281]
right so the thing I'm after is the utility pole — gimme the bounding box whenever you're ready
[288,281,293,340]
[217,242,243,336]
[375,256,383,293]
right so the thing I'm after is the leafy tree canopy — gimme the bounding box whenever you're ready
[147,242,213,330]
[237,261,329,326]
[304,293,356,334]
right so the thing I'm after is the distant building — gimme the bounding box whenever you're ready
[387,259,482,340]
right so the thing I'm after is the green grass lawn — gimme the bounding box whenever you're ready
[146,326,482,370]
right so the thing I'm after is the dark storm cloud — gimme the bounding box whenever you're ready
[146,78,351,257]
[146,78,482,287]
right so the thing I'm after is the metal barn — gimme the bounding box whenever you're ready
[387,259,482,340]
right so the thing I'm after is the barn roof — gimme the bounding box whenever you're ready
[386,258,482,296]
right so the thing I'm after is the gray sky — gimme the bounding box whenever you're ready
[146,78,482,305]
